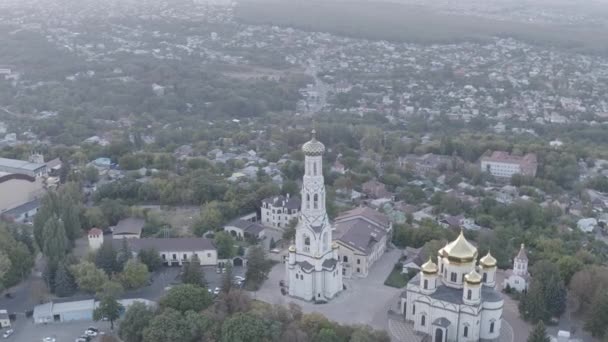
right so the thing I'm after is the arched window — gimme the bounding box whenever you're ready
[482,272,487,282]
[306,193,311,209]
[343,256,348,263]
[412,304,415,315]
[323,232,328,251]
[423,279,428,289]
[489,321,495,333]
[464,326,469,337]
[313,162,317,176]
[304,236,310,246]
[467,289,472,300]
[421,315,426,326]
[313,194,319,209]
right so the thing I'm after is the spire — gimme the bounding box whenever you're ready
[311,128,317,140]
[516,243,528,260]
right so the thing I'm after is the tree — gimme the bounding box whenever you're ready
[221,263,233,294]
[519,261,567,322]
[143,308,207,342]
[99,280,124,298]
[84,165,100,183]
[181,255,205,287]
[195,201,223,235]
[94,294,123,330]
[269,237,277,250]
[221,312,268,342]
[585,292,608,338]
[95,241,118,276]
[215,231,236,259]
[0,251,12,290]
[61,203,82,243]
[116,238,132,272]
[160,284,213,312]
[315,328,340,342]
[138,248,163,272]
[245,246,272,290]
[53,262,76,297]
[42,215,69,265]
[85,207,109,229]
[120,259,149,289]
[71,261,108,293]
[119,301,155,342]
[528,321,550,342]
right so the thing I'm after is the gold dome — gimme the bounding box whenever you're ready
[302,129,325,156]
[288,245,296,252]
[480,251,497,268]
[421,257,438,274]
[439,230,478,262]
[465,269,482,285]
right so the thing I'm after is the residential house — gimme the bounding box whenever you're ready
[333,207,392,278]
[88,228,104,250]
[261,194,300,229]
[224,219,266,240]
[111,218,144,239]
[398,153,455,175]
[119,237,217,266]
[577,218,597,233]
[480,151,538,178]
[362,179,392,199]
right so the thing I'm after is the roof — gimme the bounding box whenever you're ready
[52,299,95,313]
[0,157,46,172]
[112,218,145,236]
[120,237,216,253]
[302,129,325,156]
[296,260,314,272]
[226,219,265,236]
[481,151,538,166]
[88,228,103,237]
[262,194,301,210]
[439,230,477,262]
[515,244,528,260]
[406,277,503,304]
[465,269,482,284]
[33,302,53,318]
[334,218,387,255]
[335,206,390,230]
[2,198,40,216]
[46,158,62,169]
[0,172,36,184]
[421,258,438,274]
[322,258,338,270]
[480,252,497,268]
[0,310,8,320]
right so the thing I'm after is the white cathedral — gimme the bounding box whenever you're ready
[400,231,504,342]
[286,130,343,302]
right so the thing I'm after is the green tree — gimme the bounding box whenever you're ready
[99,280,124,298]
[94,294,123,330]
[84,207,109,229]
[221,263,233,294]
[245,246,272,290]
[53,262,76,297]
[143,308,205,342]
[71,261,108,293]
[519,261,567,322]
[315,328,340,342]
[95,241,118,276]
[181,255,205,287]
[215,231,236,259]
[138,248,163,272]
[42,215,69,265]
[221,312,268,342]
[195,201,223,235]
[120,259,149,289]
[116,238,131,272]
[84,165,100,183]
[119,301,155,342]
[0,251,12,290]
[160,284,212,313]
[585,292,608,338]
[528,321,550,342]
[61,203,82,243]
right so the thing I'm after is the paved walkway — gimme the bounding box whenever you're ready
[254,248,403,329]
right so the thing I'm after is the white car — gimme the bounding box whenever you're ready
[43,338,56,342]
[84,330,97,337]
[213,287,221,295]
[2,329,13,338]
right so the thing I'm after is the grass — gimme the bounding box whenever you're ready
[384,263,409,288]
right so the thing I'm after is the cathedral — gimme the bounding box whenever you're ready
[286,130,343,302]
[400,231,504,342]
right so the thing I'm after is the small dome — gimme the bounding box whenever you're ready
[289,245,296,252]
[302,129,325,156]
[480,251,497,268]
[421,258,438,274]
[332,241,339,249]
[440,230,477,262]
[465,269,482,284]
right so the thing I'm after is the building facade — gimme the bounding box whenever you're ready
[503,244,530,293]
[0,155,47,178]
[286,130,342,302]
[480,151,538,179]
[120,238,217,266]
[400,232,504,342]
[88,228,104,251]
[334,207,392,278]
[0,173,44,221]
[261,194,300,229]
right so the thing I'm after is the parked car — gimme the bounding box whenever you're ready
[43,338,56,342]
[279,280,285,287]
[2,329,14,338]
[213,287,221,295]
[87,327,99,333]
[84,330,97,337]
[75,338,87,342]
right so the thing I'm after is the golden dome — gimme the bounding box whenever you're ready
[421,258,438,274]
[480,251,497,268]
[440,230,477,262]
[302,129,325,156]
[332,241,339,249]
[465,269,482,285]
[288,245,296,252]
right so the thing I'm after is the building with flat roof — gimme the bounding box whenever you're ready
[0,157,47,178]
[116,237,217,266]
[111,218,144,239]
[33,298,155,324]
[480,151,538,179]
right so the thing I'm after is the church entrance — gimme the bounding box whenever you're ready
[434,328,443,342]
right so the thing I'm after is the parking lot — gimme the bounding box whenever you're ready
[5,318,113,342]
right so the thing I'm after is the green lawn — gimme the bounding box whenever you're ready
[384,265,409,288]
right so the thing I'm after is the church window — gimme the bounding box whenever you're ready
[306,194,310,209]
[441,263,444,273]
[356,268,360,273]
[304,236,310,245]
[421,315,426,326]
[467,289,472,300]
[357,259,361,265]
[313,162,317,176]
[314,194,319,209]
[450,272,457,282]
[490,321,495,333]
[423,279,428,289]
[412,305,415,315]
[343,256,348,263]
[464,326,469,337]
